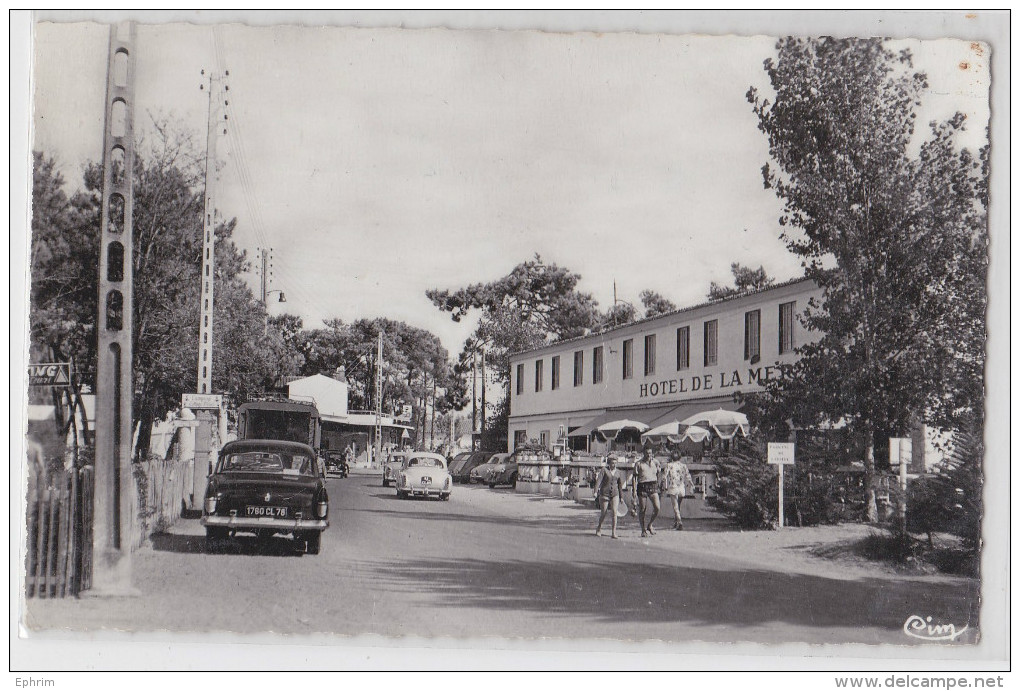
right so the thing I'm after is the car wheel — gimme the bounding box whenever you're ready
[441,493,451,501]
[397,490,407,499]
[488,482,496,489]
[305,531,321,555]
[382,478,389,487]
[205,527,226,552]
[510,472,518,487]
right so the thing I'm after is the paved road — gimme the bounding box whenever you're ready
[23,472,979,646]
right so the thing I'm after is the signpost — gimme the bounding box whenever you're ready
[767,442,795,528]
[889,437,912,535]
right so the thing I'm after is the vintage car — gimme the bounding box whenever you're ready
[452,450,497,484]
[324,450,349,478]
[201,439,329,554]
[468,453,503,484]
[486,453,518,488]
[382,452,408,487]
[396,452,452,500]
[446,452,474,480]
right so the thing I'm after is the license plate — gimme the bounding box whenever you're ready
[421,476,432,485]
[246,506,288,518]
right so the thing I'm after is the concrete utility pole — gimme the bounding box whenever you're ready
[93,21,137,595]
[430,375,437,451]
[373,332,383,465]
[480,348,487,443]
[471,351,478,450]
[197,68,226,395]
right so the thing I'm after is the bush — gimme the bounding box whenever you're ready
[907,425,982,552]
[710,439,854,529]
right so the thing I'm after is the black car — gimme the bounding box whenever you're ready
[451,450,498,484]
[324,450,349,477]
[201,439,330,554]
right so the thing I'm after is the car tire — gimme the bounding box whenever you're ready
[488,482,496,489]
[441,493,451,501]
[510,472,518,488]
[397,490,407,500]
[382,478,390,487]
[305,531,321,555]
[205,527,226,553]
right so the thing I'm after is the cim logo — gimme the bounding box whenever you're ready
[27,362,71,387]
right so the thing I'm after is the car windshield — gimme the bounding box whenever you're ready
[221,451,315,475]
[408,457,443,468]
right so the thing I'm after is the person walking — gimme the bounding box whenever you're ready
[595,456,626,539]
[663,452,695,530]
[632,445,661,537]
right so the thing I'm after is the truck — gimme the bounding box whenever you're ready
[237,397,321,451]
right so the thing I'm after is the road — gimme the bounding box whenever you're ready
[23,471,979,646]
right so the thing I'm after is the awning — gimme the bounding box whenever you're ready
[567,400,744,438]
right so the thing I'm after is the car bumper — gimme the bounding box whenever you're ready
[201,515,329,531]
[401,486,449,497]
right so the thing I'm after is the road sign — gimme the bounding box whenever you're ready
[767,442,795,465]
[182,393,222,409]
[28,362,71,387]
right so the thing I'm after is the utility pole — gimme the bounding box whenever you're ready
[197,67,226,395]
[373,332,383,466]
[430,375,437,451]
[93,21,137,595]
[480,348,487,446]
[471,351,478,450]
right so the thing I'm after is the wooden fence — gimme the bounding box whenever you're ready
[25,465,93,598]
[134,456,190,547]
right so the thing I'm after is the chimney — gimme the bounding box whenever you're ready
[333,366,348,384]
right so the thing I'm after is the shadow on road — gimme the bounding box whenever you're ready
[151,531,304,558]
[354,554,980,641]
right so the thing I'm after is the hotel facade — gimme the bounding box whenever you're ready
[507,278,822,452]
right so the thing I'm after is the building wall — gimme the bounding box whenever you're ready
[507,279,821,450]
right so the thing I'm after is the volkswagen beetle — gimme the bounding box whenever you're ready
[201,439,329,554]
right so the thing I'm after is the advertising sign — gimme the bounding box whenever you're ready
[28,362,71,387]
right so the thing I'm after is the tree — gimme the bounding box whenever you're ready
[30,117,303,459]
[748,38,988,520]
[428,254,601,384]
[639,289,677,318]
[708,263,776,301]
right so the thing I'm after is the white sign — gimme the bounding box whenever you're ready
[889,437,912,468]
[767,442,795,465]
[396,404,413,422]
[182,393,223,409]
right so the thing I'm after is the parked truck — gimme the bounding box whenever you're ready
[237,397,321,451]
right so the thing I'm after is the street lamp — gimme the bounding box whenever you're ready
[263,289,286,304]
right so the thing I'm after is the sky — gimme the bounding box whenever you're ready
[29,15,991,358]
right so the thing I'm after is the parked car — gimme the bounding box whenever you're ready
[452,450,497,484]
[469,453,504,484]
[486,453,517,488]
[382,452,408,487]
[447,452,474,479]
[396,452,452,501]
[201,439,329,554]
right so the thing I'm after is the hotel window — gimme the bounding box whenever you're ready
[676,326,690,370]
[515,363,524,395]
[535,360,544,392]
[704,320,718,366]
[573,350,583,387]
[744,309,761,362]
[593,346,604,384]
[622,339,634,380]
[779,301,795,354]
[551,356,560,390]
[644,334,656,376]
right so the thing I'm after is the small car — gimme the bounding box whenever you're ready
[324,451,349,477]
[201,439,329,554]
[396,452,452,500]
[486,453,518,488]
[382,452,407,487]
[447,452,474,479]
[469,453,504,484]
[452,450,497,484]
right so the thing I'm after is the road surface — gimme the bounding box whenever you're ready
[23,471,979,646]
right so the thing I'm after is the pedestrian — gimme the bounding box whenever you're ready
[594,456,626,539]
[632,444,661,537]
[662,452,695,530]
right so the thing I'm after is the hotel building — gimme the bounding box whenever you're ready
[507,277,822,452]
